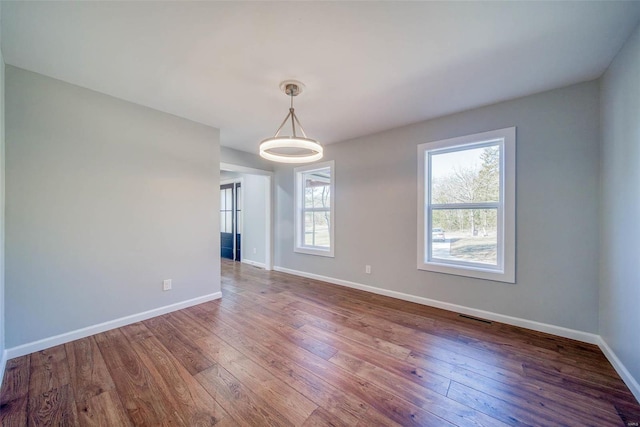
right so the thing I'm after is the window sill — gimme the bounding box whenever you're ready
[295,247,334,258]
[418,260,515,283]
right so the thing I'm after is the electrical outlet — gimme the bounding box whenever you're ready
[365,265,371,274]
[253,248,257,254]
[163,279,172,291]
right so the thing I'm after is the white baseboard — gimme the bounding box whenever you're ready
[273,266,600,344]
[597,336,640,403]
[5,292,221,360]
[242,259,266,269]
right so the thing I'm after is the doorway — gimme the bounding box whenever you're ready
[220,163,273,271]
[220,182,241,261]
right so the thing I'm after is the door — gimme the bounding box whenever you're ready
[220,182,242,261]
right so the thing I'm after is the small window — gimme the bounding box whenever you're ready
[294,161,335,257]
[418,128,515,283]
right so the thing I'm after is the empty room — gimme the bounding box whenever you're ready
[0,1,639,426]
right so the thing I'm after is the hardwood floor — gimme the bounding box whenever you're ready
[2,259,639,426]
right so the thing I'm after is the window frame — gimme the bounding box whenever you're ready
[294,160,335,257]
[417,127,516,283]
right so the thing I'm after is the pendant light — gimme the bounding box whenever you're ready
[259,80,323,163]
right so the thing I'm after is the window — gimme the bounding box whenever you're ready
[417,127,515,283]
[295,161,335,257]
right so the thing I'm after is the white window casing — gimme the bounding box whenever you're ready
[417,127,516,283]
[294,160,335,257]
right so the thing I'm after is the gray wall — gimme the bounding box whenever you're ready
[220,171,268,266]
[5,66,220,347]
[275,81,600,333]
[221,146,273,173]
[600,23,640,386]
[0,15,5,362]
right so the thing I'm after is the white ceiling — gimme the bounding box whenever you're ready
[2,2,639,154]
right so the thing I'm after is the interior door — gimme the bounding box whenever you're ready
[220,183,234,259]
[220,182,242,261]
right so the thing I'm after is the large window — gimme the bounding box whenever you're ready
[418,128,515,282]
[294,161,335,257]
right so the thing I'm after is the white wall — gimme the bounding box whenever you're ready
[5,66,220,348]
[600,23,640,392]
[242,174,268,266]
[220,171,268,267]
[220,171,238,181]
[275,81,601,334]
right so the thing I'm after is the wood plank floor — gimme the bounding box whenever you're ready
[2,259,639,426]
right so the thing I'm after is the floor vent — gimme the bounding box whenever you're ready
[615,405,640,427]
[459,314,493,324]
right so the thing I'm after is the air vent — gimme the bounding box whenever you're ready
[459,314,493,324]
[615,404,640,427]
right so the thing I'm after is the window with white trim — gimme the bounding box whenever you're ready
[418,127,516,283]
[294,161,334,257]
